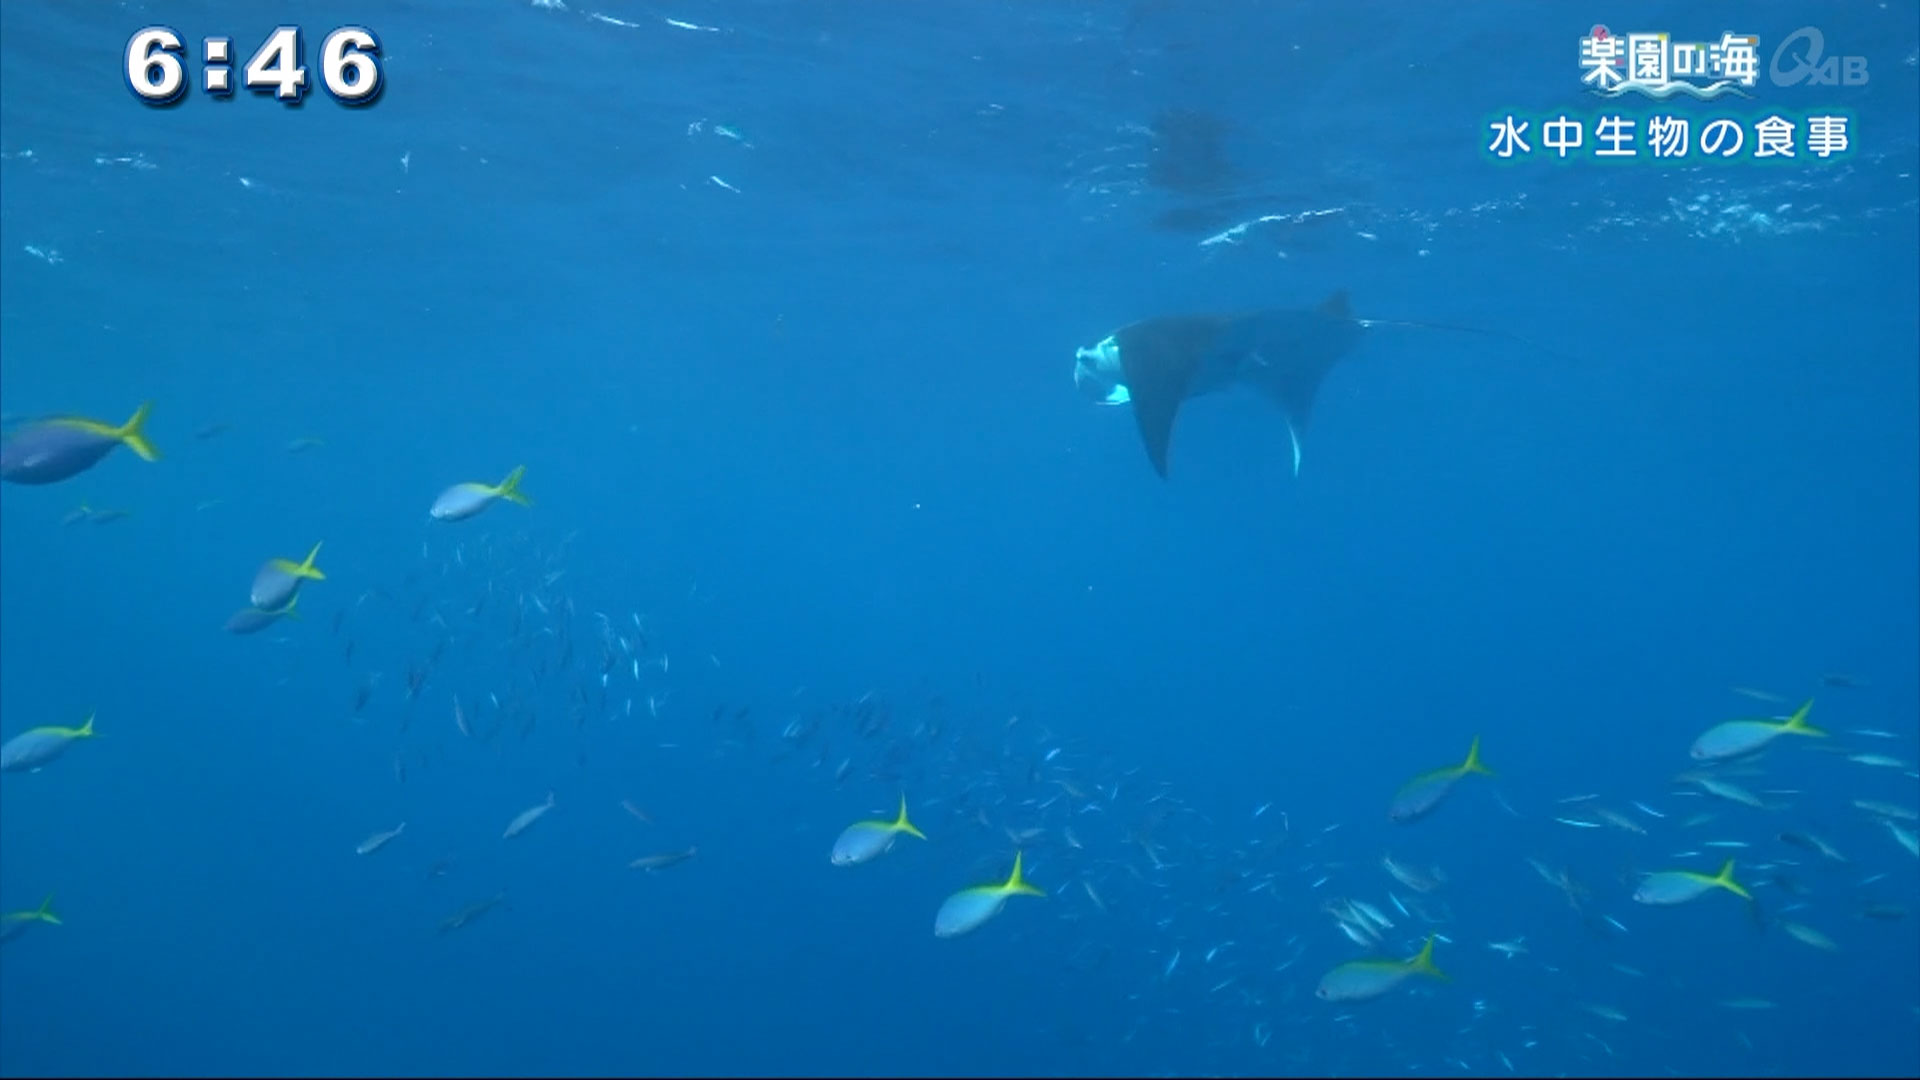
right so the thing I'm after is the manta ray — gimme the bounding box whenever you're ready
[1072,291,1525,479]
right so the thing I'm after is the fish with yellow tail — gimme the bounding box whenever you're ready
[934,851,1044,938]
[1633,858,1751,906]
[430,465,532,522]
[0,895,63,945]
[0,714,98,773]
[1389,736,1493,823]
[1,402,159,484]
[251,541,326,610]
[1690,698,1822,761]
[1316,936,1447,1002]
[832,793,927,866]
[225,593,300,636]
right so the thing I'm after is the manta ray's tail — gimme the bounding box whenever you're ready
[1354,312,1568,364]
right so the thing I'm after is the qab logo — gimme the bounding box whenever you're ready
[1770,26,1869,87]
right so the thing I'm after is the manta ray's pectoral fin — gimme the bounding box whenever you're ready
[1236,290,1355,477]
[1249,355,1323,478]
[1228,348,1312,477]
[1114,316,1222,479]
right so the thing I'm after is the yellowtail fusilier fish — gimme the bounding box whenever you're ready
[1315,936,1447,1002]
[1690,699,1822,762]
[430,465,532,522]
[831,794,927,866]
[250,541,325,610]
[225,594,300,635]
[933,852,1045,938]
[1389,736,1494,823]
[1633,858,1751,906]
[0,895,62,945]
[0,714,98,773]
[0,402,158,484]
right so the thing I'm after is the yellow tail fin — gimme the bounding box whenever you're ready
[75,713,96,738]
[1462,735,1494,777]
[295,541,326,581]
[1004,851,1045,898]
[1781,699,1824,737]
[495,465,532,507]
[36,894,61,926]
[116,401,160,462]
[1714,859,1752,900]
[1408,935,1448,979]
[275,594,302,620]
[894,794,927,840]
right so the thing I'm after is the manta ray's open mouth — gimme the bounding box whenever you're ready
[1073,338,1130,405]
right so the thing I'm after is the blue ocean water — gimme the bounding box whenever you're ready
[1,1,1916,1076]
